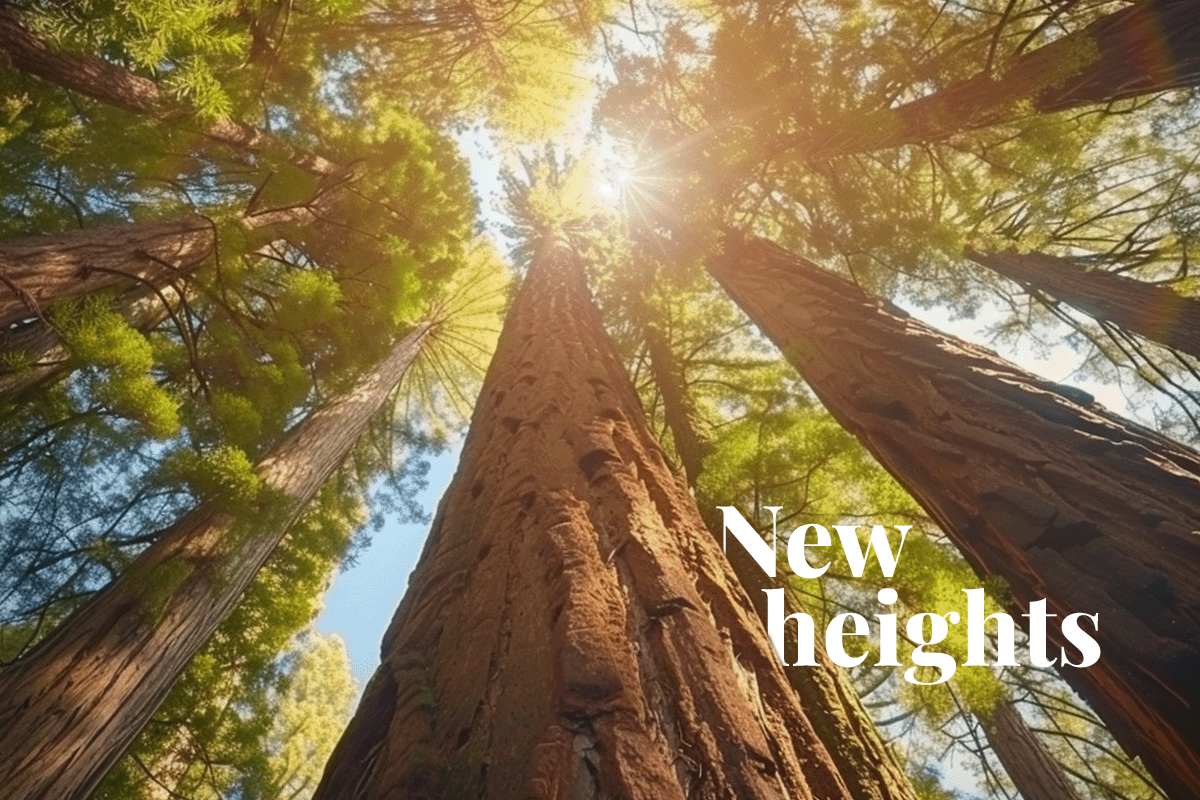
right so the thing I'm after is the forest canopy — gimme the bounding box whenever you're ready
[0,0,1198,799]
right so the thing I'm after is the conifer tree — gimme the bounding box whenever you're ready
[0,5,342,177]
[0,318,435,800]
[708,233,1200,800]
[967,248,1200,362]
[790,0,1200,160]
[311,220,921,799]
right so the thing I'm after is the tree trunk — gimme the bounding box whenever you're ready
[0,218,214,333]
[799,0,1200,159]
[708,234,1200,800]
[0,6,341,178]
[0,186,350,404]
[650,321,1084,800]
[0,320,433,800]
[640,319,916,800]
[642,320,712,481]
[967,248,1200,361]
[981,699,1085,800]
[0,278,185,403]
[311,236,919,800]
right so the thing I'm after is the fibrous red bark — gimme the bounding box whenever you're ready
[312,236,919,800]
[967,248,1200,361]
[709,234,1200,800]
[0,218,214,333]
[797,0,1200,159]
[0,320,433,800]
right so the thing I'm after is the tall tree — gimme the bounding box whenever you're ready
[967,248,1200,361]
[0,317,435,800]
[0,171,355,406]
[311,232,920,800]
[0,5,342,177]
[708,233,1200,799]
[792,0,1200,160]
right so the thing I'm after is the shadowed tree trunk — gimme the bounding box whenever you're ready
[0,319,434,800]
[311,236,920,800]
[981,698,1085,800]
[0,218,214,334]
[709,234,1200,800]
[640,318,916,800]
[642,320,712,481]
[967,248,1200,361]
[797,0,1200,159]
[0,6,341,178]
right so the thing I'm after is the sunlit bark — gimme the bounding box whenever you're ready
[798,0,1200,159]
[710,234,1200,800]
[312,236,919,800]
[0,321,433,800]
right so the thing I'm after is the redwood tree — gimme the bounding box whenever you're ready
[794,0,1200,160]
[0,5,342,178]
[311,234,920,800]
[967,248,1200,362]
[0,319,434,800]
[709,233,1200,799]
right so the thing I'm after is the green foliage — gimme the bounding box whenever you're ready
[158,445,262,509]
[55,295,180,438]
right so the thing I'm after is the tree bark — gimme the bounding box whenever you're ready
[0,6,341,178]
[967,248,1200,361]
[0,218,215,333]
[311,236,919,800]
[640,320,916,800]
[798,0,1200,159]
[0,320,433,800]
[980,698,1085,800]
[708,234,1200,800]
[651,325,1084,800]
[642,320,712,482]
[0,184,351,404]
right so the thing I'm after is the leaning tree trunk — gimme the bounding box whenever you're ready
[967,248,1200,361]
[640,318,915,800]
[0,6,341,178]
[0,187,350,403]
[0,218,215,334]
[311,236,920,800]
[798,0,1200,160]
[981,698,1085,800]
[709,235,1200,800]
[0,320,433,800]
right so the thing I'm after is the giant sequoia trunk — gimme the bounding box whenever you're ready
[311,237,919,800]
[0,218,214,334]
[0,320,433,800]
[799,0,1200,159]
[709,235,1200,800]
[0,6,340,178]
[967,248,1200,361]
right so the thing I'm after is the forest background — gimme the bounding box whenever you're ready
[0,0,1197,799]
